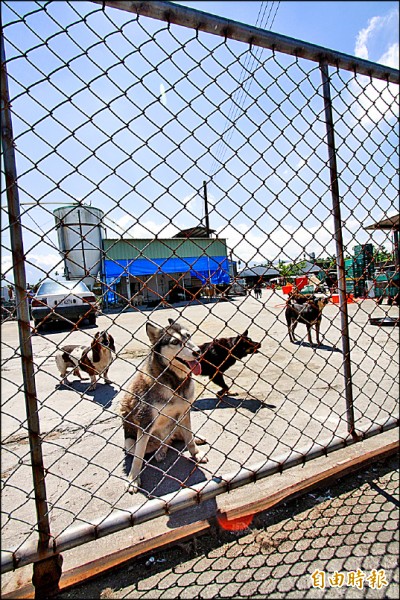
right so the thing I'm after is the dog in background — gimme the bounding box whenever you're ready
[287,290,312,304]
[131,293,144,307]
[55,330,115,390]
[117,319,208,494]
[285,294,330,346]
[198,330,262,398]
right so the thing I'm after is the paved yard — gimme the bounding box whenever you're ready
[1,291,399,594]
[57,452,399,599]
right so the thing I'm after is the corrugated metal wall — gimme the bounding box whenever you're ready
[103,238,228,260]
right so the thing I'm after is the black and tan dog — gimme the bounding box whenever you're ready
[198,330,261,398]
[285,294,330,346]
[55,330,115,390]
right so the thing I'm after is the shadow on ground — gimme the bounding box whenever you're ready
[123,441,218,528]
[194,395,276,412]
[57,381,118,408]
[57,453,399,600]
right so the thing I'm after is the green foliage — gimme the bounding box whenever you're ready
[277,260,307,283]
[374,246,393,264]
[316,256,336,270]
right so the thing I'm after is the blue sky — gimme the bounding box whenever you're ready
[1,1,398,285]
[175,1,398,59]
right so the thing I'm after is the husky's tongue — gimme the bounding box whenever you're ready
[187,360,201,376]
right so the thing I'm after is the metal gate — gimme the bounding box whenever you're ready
[1,1,399,595]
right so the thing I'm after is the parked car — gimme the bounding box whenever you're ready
[31,280,97,329]
[227,278,247,296]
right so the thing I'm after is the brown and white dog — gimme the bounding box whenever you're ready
[55,330,115,390]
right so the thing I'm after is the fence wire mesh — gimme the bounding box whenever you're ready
[1,0,399,586]
[53,454,399,599]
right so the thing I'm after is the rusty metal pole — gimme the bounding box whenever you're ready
[93,1,399,83]
[203,180,211,237]
[0,26,63,598]
[320,61,356,438]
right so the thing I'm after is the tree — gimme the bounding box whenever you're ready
[315,256,336,270]
[277,261,306,284]
[374,246,392,265]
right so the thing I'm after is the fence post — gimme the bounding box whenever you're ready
[0,27,63,598]
[320,60,357,438]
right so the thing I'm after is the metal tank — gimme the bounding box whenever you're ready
[54,205,105,290]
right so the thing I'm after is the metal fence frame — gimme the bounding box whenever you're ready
[1,1,399,596]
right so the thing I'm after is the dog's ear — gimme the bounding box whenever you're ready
[146,322,163,344]
[109,334,115,352]
[92,336,101,363]
[168,318,174,326]
[243,329,249,337]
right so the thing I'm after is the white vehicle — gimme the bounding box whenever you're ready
[31,279,97,330]
[228,278,247,296]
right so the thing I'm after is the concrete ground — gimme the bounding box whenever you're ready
[56,449,399,600]
[1,289,399,593]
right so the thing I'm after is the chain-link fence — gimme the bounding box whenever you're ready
[1,0,399,595]
[54,454,400,599]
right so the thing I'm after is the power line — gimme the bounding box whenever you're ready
[208,1,268,176]
[207,2,281,180]
[209,1,278,175]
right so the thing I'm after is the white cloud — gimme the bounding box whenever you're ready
[216,216,392,266]
[114,214,134,231]
[109,190,208,238]
[102,211,341,265]
[352,8,399,126]
[2,251,62,285]
[26,253,63,284]
[109,215,180,238]
[28,253,61,268]
[379,41,400,70]
[1,255,13,277]
[216,221,337,265]
[355,8,399,64]
[355,16,382,60]
[183,192,199,211]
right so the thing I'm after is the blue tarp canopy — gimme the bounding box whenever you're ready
[104,256,230,285]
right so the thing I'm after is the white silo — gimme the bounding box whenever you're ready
[54,205,105,290]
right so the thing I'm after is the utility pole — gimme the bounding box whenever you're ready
[203,180,210,237]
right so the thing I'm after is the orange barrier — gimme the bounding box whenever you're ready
[295,276,308,291]
[331,294,355,304]
[282,285,293,295]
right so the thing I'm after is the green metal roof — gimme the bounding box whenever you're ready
[103,238,228,260]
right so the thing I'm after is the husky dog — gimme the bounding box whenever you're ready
[118,319,208,494]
